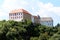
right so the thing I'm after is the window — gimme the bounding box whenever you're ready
[48,23,51,26]
[21,16,22,18]
[19,13,20,15]
[14,13,16,16]
[15,17,16,19]
[13,14,14,16]
[47,21,48,23]
[13,17,14,19]
[17,17,18,19]
[16,13,18,15]
[21,13,22,15]
[50,24,52,25]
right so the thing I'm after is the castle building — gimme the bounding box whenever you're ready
[40,17,53,27]
[9,9,32,21]
[9,9,40,24]
[9,9,53,26]
[33,16,40,24]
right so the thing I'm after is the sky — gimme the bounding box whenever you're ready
[0,0,60,26]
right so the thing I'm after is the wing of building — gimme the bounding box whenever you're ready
[40,17,53,27]
[33,16,40,24]
[9,9,32,22]
[9,9,40,23]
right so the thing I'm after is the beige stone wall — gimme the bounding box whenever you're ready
[34,18,40,24]
[23,13,32,21]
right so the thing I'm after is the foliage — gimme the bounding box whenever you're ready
[0,20,60,40]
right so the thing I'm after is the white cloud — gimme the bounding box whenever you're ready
[2,0,28,10]
[36,2,60,17]
[0,9,8,20]
[0,0,29,20]
[0,0,60,25]
[1,0,60,18]
[49,7,60,15]
[36,2,60,25]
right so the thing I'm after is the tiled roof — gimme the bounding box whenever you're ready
[33,16,38,19]
[9,9,31,15]
[40,17,53,21]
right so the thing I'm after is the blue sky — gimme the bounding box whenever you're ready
[0,0,60,26]
[40,0,60,6]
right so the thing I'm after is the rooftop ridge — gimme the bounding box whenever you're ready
[40,17,53,21]
[9,9,31,15]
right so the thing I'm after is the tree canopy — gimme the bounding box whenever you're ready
[0,20,60,40]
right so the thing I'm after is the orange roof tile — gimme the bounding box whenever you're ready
[9,9,31,15]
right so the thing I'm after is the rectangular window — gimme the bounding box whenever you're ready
[14,13,16,16]
[19,13,20,15]
[13,17,14,19]
[21,13,22,15]
[15,17,16,19]
[21,16,22,18]
[17,17,18,19]
[17,13,18,15]
[12,14,14,16]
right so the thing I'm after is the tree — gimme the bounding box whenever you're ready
[0,20,40,40]
[55,23,60,27]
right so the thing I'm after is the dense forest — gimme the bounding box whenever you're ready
[0,20,60,40]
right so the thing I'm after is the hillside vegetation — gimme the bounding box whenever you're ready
[0,20,60,40]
